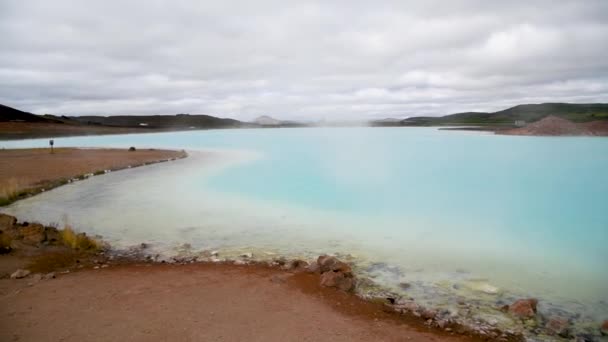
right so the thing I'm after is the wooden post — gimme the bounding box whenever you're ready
[49,139,54,154]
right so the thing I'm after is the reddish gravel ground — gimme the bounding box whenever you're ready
[0,263,479,342]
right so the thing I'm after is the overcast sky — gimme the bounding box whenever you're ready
[1,1,607,121]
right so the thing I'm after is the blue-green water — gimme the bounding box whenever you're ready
[2,127,608,326]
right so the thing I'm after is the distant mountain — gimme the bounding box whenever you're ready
[393,103,608,127]
[253,115,282,126]
[0,104,59,123]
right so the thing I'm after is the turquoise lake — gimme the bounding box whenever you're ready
[2,127,608,325]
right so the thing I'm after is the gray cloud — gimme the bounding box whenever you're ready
[1,0,607,120]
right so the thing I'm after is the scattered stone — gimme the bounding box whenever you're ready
[508,298,538,319]
[43,272,56,280]
[546,317,570,337]
[101,264,109,268]
[10,269,30,279]
[320,270,355,292]
[601,320,608,336]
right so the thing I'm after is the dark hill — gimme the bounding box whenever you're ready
[376,103,608,127]
[68,114,245,129]
[0,104,58,123]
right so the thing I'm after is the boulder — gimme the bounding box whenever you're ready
[601,320,608,336]
[546,317,570,337]
[320,270,355,292]
[10,269,31,279]
[508,298,538,319]
[317,255,352,274]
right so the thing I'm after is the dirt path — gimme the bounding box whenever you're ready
[0,263,477,342]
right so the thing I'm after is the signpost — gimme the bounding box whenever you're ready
[49,139,54,154]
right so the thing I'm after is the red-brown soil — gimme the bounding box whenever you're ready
[0,263,479,342]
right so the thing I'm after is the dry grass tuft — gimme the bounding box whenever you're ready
[0,178,22,205]
[61,225,102,251]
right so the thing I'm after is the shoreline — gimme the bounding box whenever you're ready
[1,147,606,341]
[0,147,188,206]
[0,213,503,342]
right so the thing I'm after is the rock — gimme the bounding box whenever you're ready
[546,317,570,337]
[28,273,43,285]
[306,261,320,273]
[317,255,352,274]
[0,245,11,254]
[508,298,538,319]
[20,223,46,245]
[210,250,219,256]
[394,301,420,314]
[420,308,438,320]
[43,272,56,280]
[0,214,18,234]
[44,226,60,244]
[128,146,136,151]
[240,252,253,259]
[234,259,247,265]
[284,259,309,272]
[10,269,30,279]
[273,256,287,266]
[320,270,355,292]
[601,320,608,336]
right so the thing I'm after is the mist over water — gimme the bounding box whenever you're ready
[2,127,608,321]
